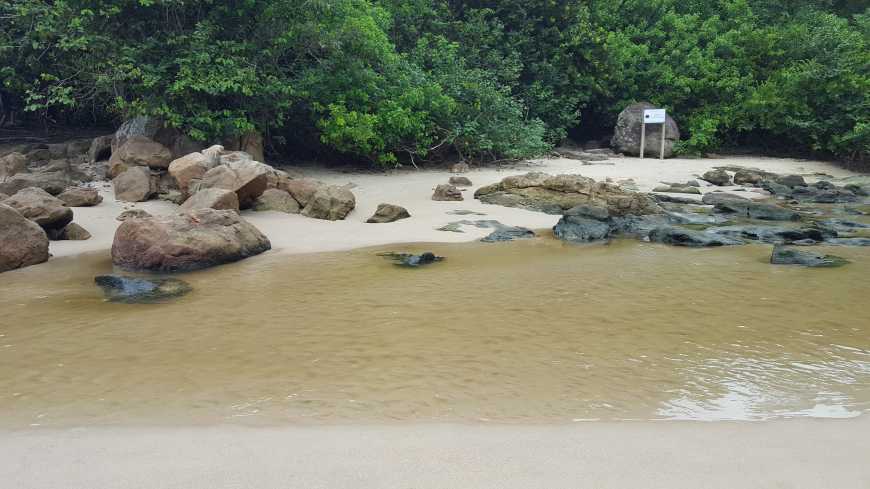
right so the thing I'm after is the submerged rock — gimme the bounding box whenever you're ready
[770,245,848,268]
[378,251,444,267]
[648,226,744,247]
[707,225,834,244]
[94,275,192,303]
[553,215,611,242]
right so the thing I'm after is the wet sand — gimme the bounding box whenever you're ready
[3,419,870,489]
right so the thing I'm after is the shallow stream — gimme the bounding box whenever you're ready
[1,237,869,427]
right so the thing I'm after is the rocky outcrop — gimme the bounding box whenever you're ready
[301,185,356,220]
[701,169,731,186]
[95,275,192,303]
[111,208,271,272]
[432,184,463,201]
[253,188,300,213]
[770,245,848,267]
[366,203,410,223]
[57,186,102,207]
[0,203,50,273]
[707,225,833,245]
[113,167,154,202]
[553,204,669,243]
[2,187,73,231]
[475,172,662,216]
[611,102,680,157]
[180,188,240,212]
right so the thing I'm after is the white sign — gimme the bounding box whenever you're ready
[643,109,666,124]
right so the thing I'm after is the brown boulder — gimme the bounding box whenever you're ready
[180,188,240,212]
[0,170,70,195]
[114,136,173,170]
[432,184,463,201]
[113,167,155,202]
[474,172,662,216]
[0,152,27,178]
[111,208,271,272]
[301,186,356,220]
[253,188,300,213]
[449,176,473,187]
[0,204,50,273]
[279,178,326,207]
[3,187,74,230]
[198,160,269,208]
[168,152,212,196]
[47,222,92,241]
[366,203,410,223]
[58,186,103,207]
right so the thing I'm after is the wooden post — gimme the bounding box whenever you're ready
[640,122,646,160]
[660,122,666,160]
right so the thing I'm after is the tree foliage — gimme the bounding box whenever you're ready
[1,0,867,165]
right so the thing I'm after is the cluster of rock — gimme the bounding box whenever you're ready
[0,185,98,272]
[475,169,870,267]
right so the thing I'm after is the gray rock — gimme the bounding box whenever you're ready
[648,226,743,247]
[713,200,800,221]
[770,245,848,267]
[733,169,765,186]
[611,102,680,157]
[378,252,443,267]
[701,192,750,205]
[366,203,410,223]
[553,215,611,242]
[707,225,834,244]
[653,185,701,195]
[95,275,192,304]
[774,175,807,187]
[0,152,27,178]
[651,194,700,204]
[0,170,71,195]
[701,169,731,186]
[301,185,356,220]
[57,186,103,207]
[449,176,473,187]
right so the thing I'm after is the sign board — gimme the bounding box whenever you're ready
[643,109,666,124]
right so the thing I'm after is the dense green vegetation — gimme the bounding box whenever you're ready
[1,0,867,165]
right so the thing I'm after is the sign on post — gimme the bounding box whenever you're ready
[640,108,667,160]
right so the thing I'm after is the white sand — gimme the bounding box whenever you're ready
[48,154,860,259]
[3,418,870,489]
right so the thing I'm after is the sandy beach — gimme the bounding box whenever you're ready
[3,418,870,489]
[47,154,860,259]
[6,154,869,489]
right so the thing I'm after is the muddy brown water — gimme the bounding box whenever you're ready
[1,237,869,427]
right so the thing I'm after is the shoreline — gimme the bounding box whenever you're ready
[44,154,863,261]
[3,417,869,489]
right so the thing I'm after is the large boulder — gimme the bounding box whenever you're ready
[111,208,271,272]
[0,204,50,273]
[0,170,70,195]
[57,186,103,207]
[0,152,27,178]
[111,135,173,170]
[253,188,300,213]
[475,172,662,216]
[301,185,356,220]
[3,187,73,231]
[180,188,240,212]
[112,116,202,159]
[168,152,213,196]
[198,159,270,208]
[279,178,326,207]
[113,166,154,202]
[611,102,680,157]
[367,203,410,223]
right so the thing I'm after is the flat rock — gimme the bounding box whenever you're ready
[367,203,410,223]
[58,186,103,207]
[95,275,192,304]
[0,203,49,273]
[653,185,701,195]
[648,226,743,247]
[713,200,800,221]
[111,208,271,272]
[770,245,848,267]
